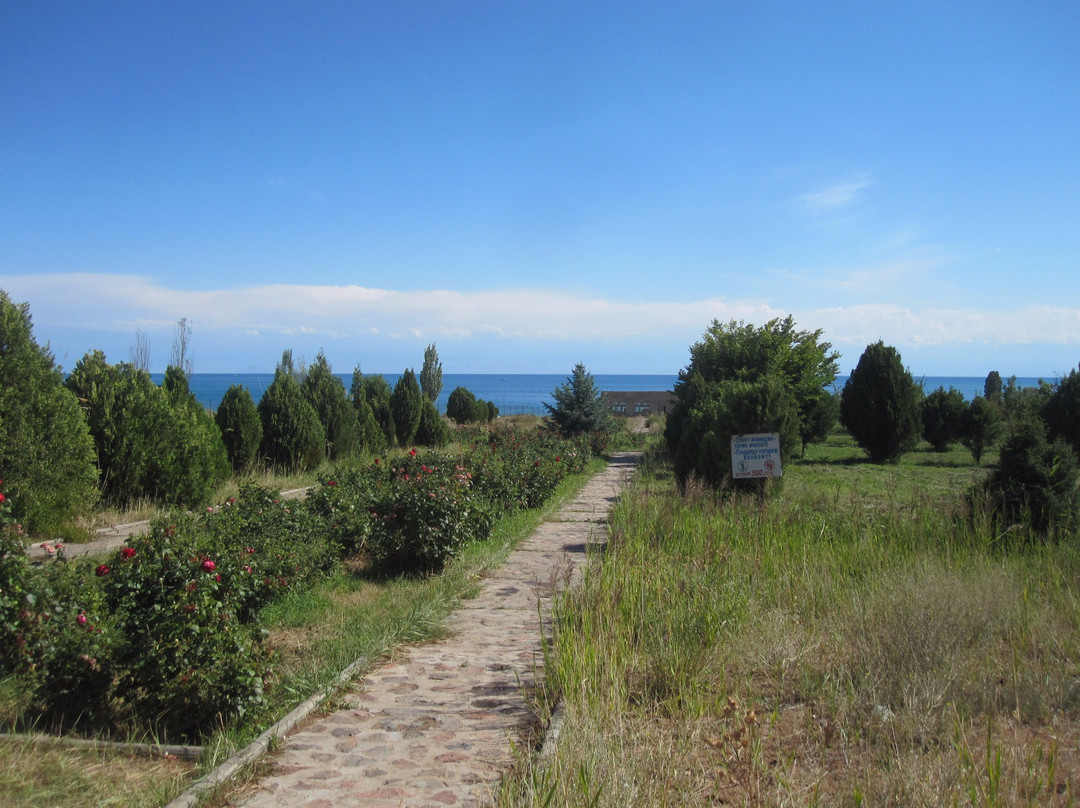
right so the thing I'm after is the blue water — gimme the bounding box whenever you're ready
[159,373,1053,415]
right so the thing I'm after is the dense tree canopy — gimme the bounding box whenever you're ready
[390,369,423,447]
[840,341,922,463]
[0,291,99,531]
[664,317,838,490]
[920,386,967,452]
[302,351,360,461]
[258,354,325,471]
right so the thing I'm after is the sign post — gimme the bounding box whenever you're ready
[730,433,782,479]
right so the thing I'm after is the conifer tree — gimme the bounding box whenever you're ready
[840,341,922,463]
[390,369,423,447]
[0,290,99,531]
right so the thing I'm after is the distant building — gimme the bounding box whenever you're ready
[601,391,676,418]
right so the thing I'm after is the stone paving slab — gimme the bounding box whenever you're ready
[238,453,637,808]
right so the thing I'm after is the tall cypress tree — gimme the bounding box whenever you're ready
[390,368,423,448]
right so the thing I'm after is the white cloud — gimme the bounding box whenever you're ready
[2,274,1078,366]
[804,303,1080,350]
[0,273,784,343]
[800,174,873,215]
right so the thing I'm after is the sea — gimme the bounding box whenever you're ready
[158,373,1053,416]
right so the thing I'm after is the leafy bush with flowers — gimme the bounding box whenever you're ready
[304,466,388,557]
[100,513,270,739]
[1,426,594,739]
[0,479,34,675]
[459,426,591,511]
[366,449,495,573]
[25,558,116,732]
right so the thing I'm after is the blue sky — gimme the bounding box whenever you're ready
[2,1,1078,377]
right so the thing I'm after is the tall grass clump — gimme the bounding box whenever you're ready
[509,436,1080,807]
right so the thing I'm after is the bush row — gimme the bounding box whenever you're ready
[0,426,592,741]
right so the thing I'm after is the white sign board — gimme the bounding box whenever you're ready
[730,433,782,479]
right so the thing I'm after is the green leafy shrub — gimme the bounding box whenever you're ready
[799,390,839,456]
[0,291,99,533]
[102,524,270,740]
[156,366,231,504]
[1,481,38,675]
[305,470,385,557]
[216,383,263,471]
[840,341,923,463]
[920,386,967,451]
[26,559,116,732]
[367,449,494,574]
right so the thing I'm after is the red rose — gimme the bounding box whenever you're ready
[409,448,417,456]
[76,613,88,625]
[202,559,216,573]
[0,493,5,503]
[120,547,136,559]
[95,564,110,577]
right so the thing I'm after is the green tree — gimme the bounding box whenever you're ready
[665,317,837,489]
[1042,365,1080,456]
[960,395,1003,465]
[349,367,386,454]
[258,353,326,470]
[360,373,396,450]
[446,386,479,425]
[840,341,923,463]
[390,369,423,447]
[920,386,967,452]
[420,343,443,405]
[545,363,615,437]
[415,399,449,447]
[302,351,360,461]
[981,416,1080,535]
[799,391,840,457]
[0,291,99,532]
[67,353,228,506]
[1001,376,1051,427]
[216,384,263,471]
[155,364,231,504]
[984,370,1003,404]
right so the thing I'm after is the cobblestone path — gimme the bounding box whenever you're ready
[237,453,637,808]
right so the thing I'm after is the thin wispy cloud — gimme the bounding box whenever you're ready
[800,174,873,215]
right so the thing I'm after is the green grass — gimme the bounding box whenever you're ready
[502,436,1080,807]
